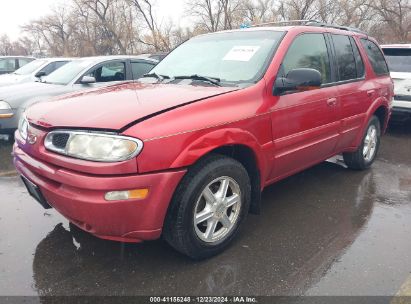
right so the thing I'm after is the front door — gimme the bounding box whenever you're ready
[269,33,340,180]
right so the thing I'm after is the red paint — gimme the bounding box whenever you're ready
[14,26,393,243]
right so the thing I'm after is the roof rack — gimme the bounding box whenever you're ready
[251,20,320,27]
[251,20,367,35]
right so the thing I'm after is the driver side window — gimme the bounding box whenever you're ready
[282,33,332,84]
[85,61,126,83]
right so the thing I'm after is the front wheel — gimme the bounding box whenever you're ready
[343,115,381,170]
[163,155,251,260]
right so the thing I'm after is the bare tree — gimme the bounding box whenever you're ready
[368,0,411,42]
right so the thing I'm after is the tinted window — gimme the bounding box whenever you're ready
[40,63,57,75]
[382,48,411,73]
[86,61,126,83]
[350,37,365,77]
[282,33,331,84]
[132,61,155,79]
[361,39,389,76]
[55,61,69,69]
[332,34,357,81]
[0,59,16,71]
[40,61,69,76]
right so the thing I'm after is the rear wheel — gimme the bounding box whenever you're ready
[163,155,251,260]
[343,115,381,170]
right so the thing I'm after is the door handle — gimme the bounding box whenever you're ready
[367,90,375,97]
[327,98,337,107]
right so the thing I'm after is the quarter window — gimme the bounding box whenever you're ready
[332,34,357,81]
[360,39,389,76]
[282,33,332,84]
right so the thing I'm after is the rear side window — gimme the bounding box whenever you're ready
[132,61,155,79]
[282,33,332,84]
[360,39,389,76]
[331,34,357,81]
[350,37,365,78]
[0,59,16,71]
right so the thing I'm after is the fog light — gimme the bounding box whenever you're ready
[105,189,149,201]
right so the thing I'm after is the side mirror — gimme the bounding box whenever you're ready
[80,76,96,84]
[35,71,46,78]
[274,68,322,95]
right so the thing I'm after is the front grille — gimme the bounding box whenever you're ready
[51,133,70,149]
[394,94,411,102]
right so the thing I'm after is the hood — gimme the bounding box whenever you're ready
[390,72,411,95]
[0,82,69,108]
[0,73,28,87]
[26,82,238,131]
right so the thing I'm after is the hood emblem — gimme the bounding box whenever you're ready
[27,132,37,145]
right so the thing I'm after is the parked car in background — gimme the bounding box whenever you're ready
[0,58,72,87]
[0,56,35,75]
[381,44,411,122]
[14,22,393,259]
[0,55,158,137]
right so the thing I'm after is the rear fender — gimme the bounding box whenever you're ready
[351,96,389,149]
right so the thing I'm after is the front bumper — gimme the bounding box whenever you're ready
[13,144,187,243]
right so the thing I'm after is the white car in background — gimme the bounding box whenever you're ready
[0,58,72,87]
[381,44,411,122]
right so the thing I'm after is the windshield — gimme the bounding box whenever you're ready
[383,48,411,73]
[43,59,95,85]
[150,30,284,85]
[14,60,46,75]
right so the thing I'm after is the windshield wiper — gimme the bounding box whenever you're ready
[174,74,221,86]
[142,73,170,81]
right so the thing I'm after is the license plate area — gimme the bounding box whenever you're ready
[21,176,52,209]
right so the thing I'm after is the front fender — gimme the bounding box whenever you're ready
[171,127,266,171]
[137,126,272,185]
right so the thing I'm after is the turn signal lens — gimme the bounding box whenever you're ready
[105,189,149,201]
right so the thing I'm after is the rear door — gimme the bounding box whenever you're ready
[270,32,340,179]
[329,34,372,151]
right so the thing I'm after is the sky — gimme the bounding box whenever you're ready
[0,0,186,40]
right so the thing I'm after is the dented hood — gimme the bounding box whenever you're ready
[26,82,237,130]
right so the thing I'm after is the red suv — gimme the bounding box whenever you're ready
[13,22,393,259]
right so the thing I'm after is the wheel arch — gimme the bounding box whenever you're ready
[170,128,268,214]
[351,98,390,149]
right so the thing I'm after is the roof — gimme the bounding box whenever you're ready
[75,55,159,64]
[202,24,368,38]
[0,56,36,59]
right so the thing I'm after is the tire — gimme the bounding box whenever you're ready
[343,115,381,170]
[163,154,251,260]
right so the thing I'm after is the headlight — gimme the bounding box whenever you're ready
[44,131,143,162]
[18,115,28,140]
[0,100,11,110]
